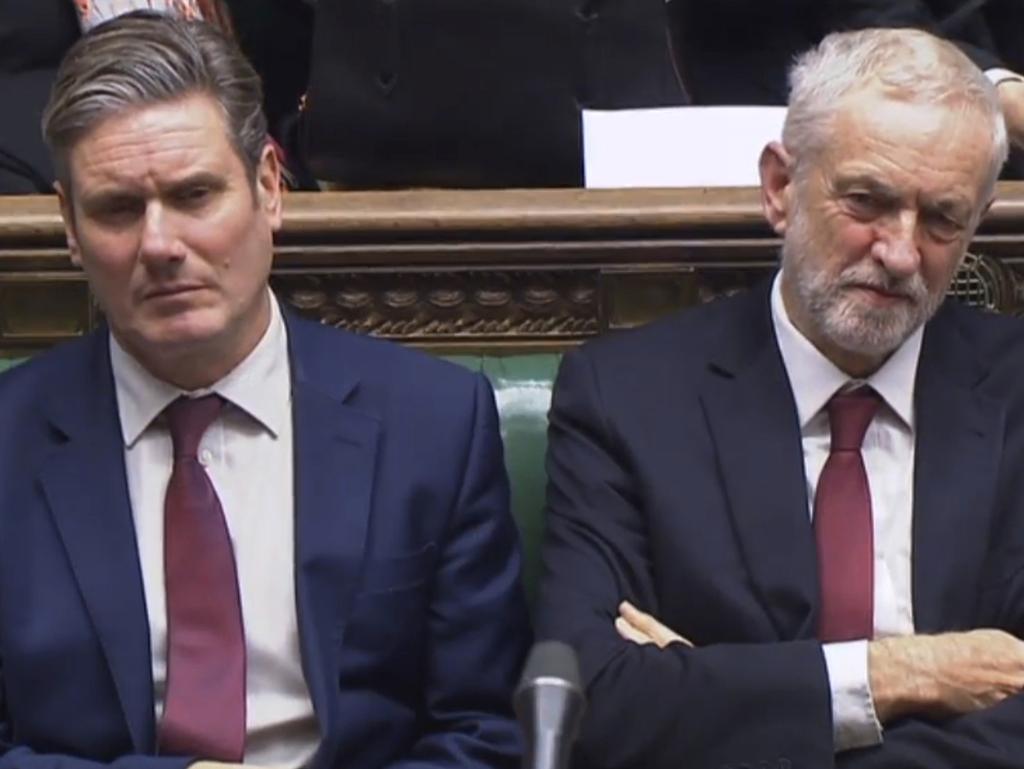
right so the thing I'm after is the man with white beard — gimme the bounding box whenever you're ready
[538,26,1024,769]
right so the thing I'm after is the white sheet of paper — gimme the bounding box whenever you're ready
[583,106,787,188]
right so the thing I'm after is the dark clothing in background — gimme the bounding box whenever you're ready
[223,0,313,144]
[299,0,686,189]
[825,0,1024,73]
[666,0,825,105]
[0,0,308,194]
[0,0,80,193]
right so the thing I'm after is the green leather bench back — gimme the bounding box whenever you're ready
[447,354,559,606]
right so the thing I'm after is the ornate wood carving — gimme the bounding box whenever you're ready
[271,270,599,341]
[3,185,1024,353]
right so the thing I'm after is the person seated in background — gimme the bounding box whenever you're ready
[296,0,686,190]
[0,0,82,193]
[0,0,233,195]
[665,0,825,105]
[538,27,1024,769]
[0,12,529,769]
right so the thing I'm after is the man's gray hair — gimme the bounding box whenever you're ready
[42,11,267,188]
[784,27,1009,197]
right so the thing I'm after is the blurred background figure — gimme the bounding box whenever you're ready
[1,0,687,193]
[0,0,80,193]
[0,0,234,194]
[665,0,825,105]
[294,0,686,189]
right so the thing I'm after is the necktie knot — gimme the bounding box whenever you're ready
[165,395,224,459]
[827,388,881,452]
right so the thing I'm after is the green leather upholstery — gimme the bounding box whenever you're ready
[447,354,559,607]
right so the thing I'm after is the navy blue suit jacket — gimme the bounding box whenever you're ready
[538,282,1024,769]
[0,309,530,769]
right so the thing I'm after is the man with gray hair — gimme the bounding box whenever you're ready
[0,11,529,769]
[538,27,1024,769]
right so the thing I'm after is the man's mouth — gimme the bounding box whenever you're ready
[845,282,914,304]
[144,284,205,300]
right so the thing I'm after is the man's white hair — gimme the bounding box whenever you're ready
[783,27,1009,199]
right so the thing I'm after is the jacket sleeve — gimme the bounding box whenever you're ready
[0,687,193,769]
[388,373,532,769]
[837,696,1024,769]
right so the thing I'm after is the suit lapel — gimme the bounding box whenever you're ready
[37,334,155,752]
[286,315,380,758]
[698,286,819,640]
[912,305,1004,632]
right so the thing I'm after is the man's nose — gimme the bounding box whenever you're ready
[872,210,921,278]
[138,204,185,266]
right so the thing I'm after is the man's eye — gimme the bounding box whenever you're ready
[175,187,212,206]
[93,200,141,223]
[925,212,964,240]
[844,192,880,213]
[839,192,888,219]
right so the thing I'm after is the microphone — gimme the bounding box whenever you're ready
[514,641,587,769]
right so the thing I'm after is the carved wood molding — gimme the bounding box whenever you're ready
[272,270,600,342]
[4,185,1024,353]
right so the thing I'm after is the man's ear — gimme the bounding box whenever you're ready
[759,141,795,236]
[255,142,283,231]
[55,181,83,267]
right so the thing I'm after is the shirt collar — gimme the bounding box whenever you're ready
[111,290,291,447]
[770,271,921,431]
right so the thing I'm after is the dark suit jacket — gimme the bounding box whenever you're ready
[222,0,313,147]
[537,281,1024,769]
[0,309,530,769]
[665,0,824,105]
[298,0,685,189]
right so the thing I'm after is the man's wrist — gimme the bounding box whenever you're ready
[868,636,936,722]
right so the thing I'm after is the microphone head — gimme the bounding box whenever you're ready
[514,641,586,769]
[516,640,583,697]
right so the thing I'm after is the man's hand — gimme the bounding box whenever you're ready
[614,601,694,649]
[997,79,1024,149]
[870,629,1024,723]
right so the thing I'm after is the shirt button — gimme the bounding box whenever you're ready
[199,449,213,466]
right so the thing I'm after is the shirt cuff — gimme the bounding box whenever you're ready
[986,68,1024,87]
[823,640,884,753]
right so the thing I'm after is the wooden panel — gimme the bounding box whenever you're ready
[2,185,1023,353]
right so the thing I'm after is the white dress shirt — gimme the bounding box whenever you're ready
[110,294,319,768]
[770,274,920,752]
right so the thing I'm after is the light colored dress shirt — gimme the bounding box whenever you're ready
[110,294,319,768]
[770,273,920,753]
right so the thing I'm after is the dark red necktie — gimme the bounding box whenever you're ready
[814,388,882,643]
[158,395,246,761]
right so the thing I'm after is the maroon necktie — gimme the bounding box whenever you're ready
[158,395,246,761]
[814,388,882,643]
